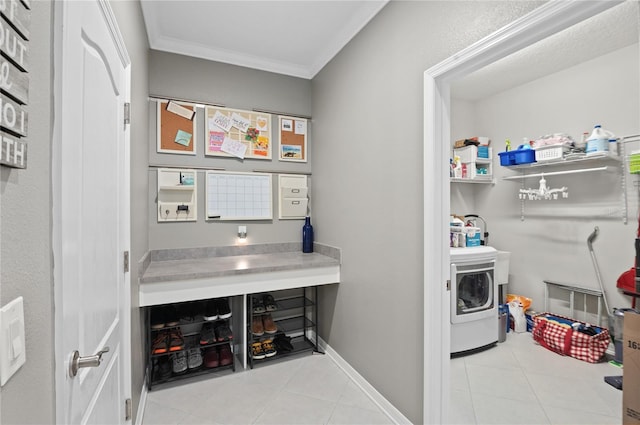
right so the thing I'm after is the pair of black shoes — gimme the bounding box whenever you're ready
[273,333,293,353]
[152,356,172,381]
[204,298,232,321]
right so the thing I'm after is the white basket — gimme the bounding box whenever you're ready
[534,144,564,162]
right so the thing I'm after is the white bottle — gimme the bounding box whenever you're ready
[586,125,609,156]
[609,138,618,157]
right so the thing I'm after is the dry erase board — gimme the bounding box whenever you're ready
[205,106,272,159]
[206,171,272,220]
[157,101,197,155]
[279,116,307,162]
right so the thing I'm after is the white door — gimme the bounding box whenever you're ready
[53,1,131,424]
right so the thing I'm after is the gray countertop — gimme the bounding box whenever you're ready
[140,242,341,284]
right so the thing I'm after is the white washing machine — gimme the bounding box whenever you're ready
[450,246,498,355]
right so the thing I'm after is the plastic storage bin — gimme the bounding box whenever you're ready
[534,144,564,162]
[498,145,536,166]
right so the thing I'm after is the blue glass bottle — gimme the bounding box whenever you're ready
[302,216,313,253]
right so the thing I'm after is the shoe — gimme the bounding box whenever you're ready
[203,347,219,368]
[273,333,294,352]
[150,308,167,329]
[165,306,179,327]
[252,297,266,314]
[203,299,219,321]
[252,316,264,336]
[171,351,187,374]
[151,332,168,354]
[219,343,233,366]
[199,322,216,345]
[263,294,277,312]
[262,314,277,334]
[187,348,203,369]
[216,298,232,319]
[251,342,265,360]
[168,329,184,351]
[154,356,172,380]
[214,321,233,342]
[262,339,277,357]
[178,301,202,325]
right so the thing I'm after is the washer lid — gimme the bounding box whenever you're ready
[450,246,497,262]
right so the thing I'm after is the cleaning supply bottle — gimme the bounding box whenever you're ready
[586,125,612,156]
[302,216,314,253]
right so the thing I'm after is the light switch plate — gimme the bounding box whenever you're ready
[0,296,26,386]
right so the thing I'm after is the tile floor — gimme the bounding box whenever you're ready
[142,353,394,425]
[143,332,623,425]
[450,331,623,425]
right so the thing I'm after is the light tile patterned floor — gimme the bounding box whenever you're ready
[450,332,623,425]
[143,333,623,425]
[142,353,393,425]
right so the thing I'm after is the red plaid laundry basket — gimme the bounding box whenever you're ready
[532,313,610,363]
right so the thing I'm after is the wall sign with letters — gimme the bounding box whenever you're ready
[0,0,30,169]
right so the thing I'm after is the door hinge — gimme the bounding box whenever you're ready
[446,279,451,291]
[124,251,129,273]
[124,102,131,125]
[125,398,132,421]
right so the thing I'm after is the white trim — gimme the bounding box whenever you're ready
[423,1,624,424]
[134,376,149,425]
[97,0,131,67]
[318,337,411,425]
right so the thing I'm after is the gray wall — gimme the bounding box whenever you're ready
[461,44,639,318]
[109,1,150,421]
[311,1,543,422]
[147,51,312,249]
[0,2,55,423]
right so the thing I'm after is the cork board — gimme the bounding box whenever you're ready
[279,116,307,162]
[157,101,197,155]
[205,106,272,160]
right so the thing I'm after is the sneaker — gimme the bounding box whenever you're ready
[187,348,203,370]
[216,298,232,319]
[262,339,277,357]
[151,332,168,354]
[262,314,277,334]
[263,294,277,312]
[168,329,184,351]
[252,297,266,314]
[251,342,265,360]
[199,322,216,345]
[164,306,180,327]
[273,333,294,352]
[178,301,202,325]
[171,351,187,374]
[203,299,219,321]
[219,343,233,366]
[203,347,219,368]
[150,308,167,329]
[252,316,264,336]
[214,321,233,342]
[156,356,172,380]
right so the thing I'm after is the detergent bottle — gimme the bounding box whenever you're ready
[586,125,615,156]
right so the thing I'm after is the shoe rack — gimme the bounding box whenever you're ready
[247,287,321,369]
[145,298,237,391]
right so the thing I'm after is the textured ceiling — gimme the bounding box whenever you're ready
[451,1,639,101]
[140,0,389,79]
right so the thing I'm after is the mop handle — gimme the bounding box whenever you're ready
[588,227,611,315]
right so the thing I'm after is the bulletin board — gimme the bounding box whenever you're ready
[205,106,272,160]
[205,171,273,220]
[279,116,308,162]
[157,101,197,155]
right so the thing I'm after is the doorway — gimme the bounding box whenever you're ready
[422,2,626,423]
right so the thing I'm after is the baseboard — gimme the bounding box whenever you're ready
[317,336,412,425]
[134,374,149,425]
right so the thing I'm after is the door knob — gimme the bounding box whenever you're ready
[69,346,109,377]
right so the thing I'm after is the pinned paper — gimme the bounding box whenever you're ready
[256,116,269,132]
[174,129,192,146]
[231,112,250,132]
[295,120,307,135]
[221,137,247,159]
[281,145,301,159]
[209,131,225,152]
[166,101,195,120]
[211,111,232,132]
[281,119,293,132]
